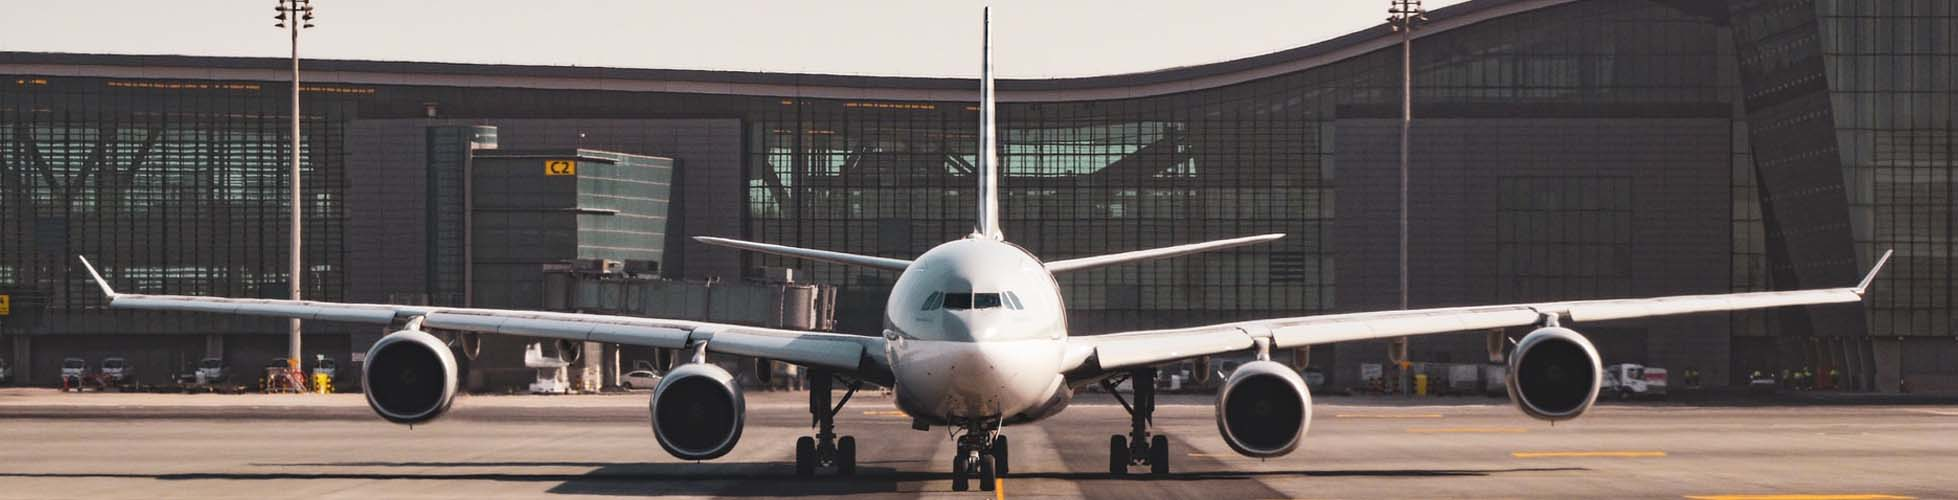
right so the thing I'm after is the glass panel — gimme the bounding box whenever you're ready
[974,293,1003,309]
[942,293,972,310]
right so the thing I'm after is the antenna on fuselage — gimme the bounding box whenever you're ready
[973,7,1003,240]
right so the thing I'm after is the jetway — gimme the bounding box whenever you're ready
[542,268,836,331]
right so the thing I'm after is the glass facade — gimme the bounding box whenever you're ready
[0,79,352,335]
[1818,0,1957,337]
[470,150,672,310]
[2,0,1955,389]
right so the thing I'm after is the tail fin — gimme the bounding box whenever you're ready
[974,7,1002,240]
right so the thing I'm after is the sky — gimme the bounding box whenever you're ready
[0,1,1471,78]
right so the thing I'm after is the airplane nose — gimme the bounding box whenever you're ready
[946,341,1057,417]
[940,312,996,342]
[893,338,1063,422]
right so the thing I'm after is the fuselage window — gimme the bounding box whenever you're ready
[974,293,1003,309]
[921,292,943,311]
[1004,291,1025,310]
[942,292,972,310]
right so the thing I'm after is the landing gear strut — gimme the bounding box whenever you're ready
[1102,367,1169,476]
[949,419,1009,492]
[795,368,861,477]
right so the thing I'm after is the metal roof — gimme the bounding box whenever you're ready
[0,0,1575,102]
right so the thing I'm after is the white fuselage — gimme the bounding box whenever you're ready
[881,238,1072,425]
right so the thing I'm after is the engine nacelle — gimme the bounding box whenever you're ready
[650,362,746,460]
[1215,360,1312,458]
[1505,326,1603,421]
[362,329,460,424]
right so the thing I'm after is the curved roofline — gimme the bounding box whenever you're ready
[0,0,1572,103]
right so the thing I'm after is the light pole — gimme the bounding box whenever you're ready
[275,0,314,375]
[1388,0,1426,396]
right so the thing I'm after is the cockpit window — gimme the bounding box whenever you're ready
[973,293,1002,309]
[942,292,972,310]
[933,292,1024,311]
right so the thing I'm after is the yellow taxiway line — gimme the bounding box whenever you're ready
[1684,495,1914,500]
[1511,450,1667,458]
[1333,413,1444,419]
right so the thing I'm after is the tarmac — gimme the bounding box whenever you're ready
[0,388,1954,499]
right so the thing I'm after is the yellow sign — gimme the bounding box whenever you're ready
[545,160,576,176]
[0,294,10,316]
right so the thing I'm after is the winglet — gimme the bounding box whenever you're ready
[77,256,117,299]
[1854,249,1894,295]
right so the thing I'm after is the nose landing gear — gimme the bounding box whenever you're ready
[1103,367,1169,476]
[949,421,1010,492]
[794,368,861,477]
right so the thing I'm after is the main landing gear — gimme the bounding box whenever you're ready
[1102,367,1169,476]
[795,368,861,477]
[949,420,1009,492]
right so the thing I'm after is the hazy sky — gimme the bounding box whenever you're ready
[0,1,1470,78]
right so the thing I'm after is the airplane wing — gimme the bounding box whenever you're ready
[1064,250,1893,381]
[77,257,892,385]
[693,236,911,272]
[1043,234,1285,273]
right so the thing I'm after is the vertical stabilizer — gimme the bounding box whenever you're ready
[974,7,1003,240]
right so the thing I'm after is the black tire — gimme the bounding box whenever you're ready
[1149,435,1169,475]
[952,453,970,491]
[621,381,632,390]
[795,436,816,478]
[837,436,857,476]
[978,454,997,491]
[991,435,1010,476]
[1108,435,1128,475]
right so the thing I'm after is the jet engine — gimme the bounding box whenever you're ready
[650,362,746,460]
[1214,360,1311,457]
[1505,326,1603,421]
[362,329,460,424]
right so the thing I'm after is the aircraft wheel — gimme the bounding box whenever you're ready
[991,435,1010,476]
[1108,435,1128,475]
[837,436,857,476]
[952,453,970,491]
[978,454,997,491]
[795,436,816,478]
[1149,435,1170,475]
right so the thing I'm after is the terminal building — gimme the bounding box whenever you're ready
[1,0,1954,391]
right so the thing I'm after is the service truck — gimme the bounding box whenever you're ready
[1604,363,1669,400]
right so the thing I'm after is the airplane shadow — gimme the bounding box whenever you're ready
[0,462,1590,497]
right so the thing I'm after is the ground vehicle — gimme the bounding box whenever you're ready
[1604,363,1668,400]
[260,358,306,393]
[0,357,12,384]
[100,356,131,383]
[525,343,572,394]
[1301,367,1326,392]
[621,369,661,390]
[194,357,229,384]
[312,356,337,379]
[60,357,88,388]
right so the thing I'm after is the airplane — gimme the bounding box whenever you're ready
[76,8,1893,493]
